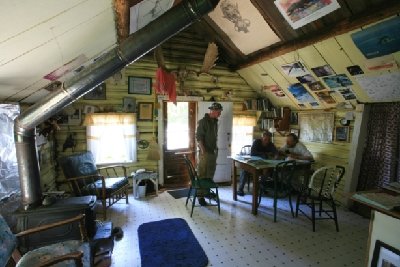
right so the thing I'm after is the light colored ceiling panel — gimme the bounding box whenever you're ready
[0,0,116,102]
[313,38,370,103]
[297,46,326,69]
[0,0,83,41]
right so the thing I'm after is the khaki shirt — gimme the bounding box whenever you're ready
[196,113,218,154]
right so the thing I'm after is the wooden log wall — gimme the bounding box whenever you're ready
[43,26,258,189]
[39,25,354,204]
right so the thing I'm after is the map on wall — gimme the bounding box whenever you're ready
[299,112,334,143]
[355,72,400,101]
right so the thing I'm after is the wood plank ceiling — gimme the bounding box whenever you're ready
[115,0,399,69]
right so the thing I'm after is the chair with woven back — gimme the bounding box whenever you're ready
[258,160,297,222]
[295,165,345,232]
[182,154,220,217]
[59,151,129,220]
[0,214,92,267]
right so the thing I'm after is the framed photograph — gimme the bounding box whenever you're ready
[335,126,349,142]
[138,102,153,121]
[83,83,106,100]
[123,97,136,112]
[128,76,152,95]
[290,128,300,138]
[371,240,400,267]
[68,108,81,125]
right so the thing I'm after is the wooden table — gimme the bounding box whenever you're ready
[231,156,285,215]
[350,189,400,219]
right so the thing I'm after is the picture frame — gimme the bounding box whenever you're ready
[371,240,400,267]
[128,76,152,95]
[335,126,350,142]
[68,108,81,125]
[290,128,300,138]
[83,83,106,100]
[138,102,153,121]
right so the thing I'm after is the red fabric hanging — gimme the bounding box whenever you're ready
[156,68,177,103]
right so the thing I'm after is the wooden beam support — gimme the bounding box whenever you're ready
[239,0,400,69]
[114,0,131,43]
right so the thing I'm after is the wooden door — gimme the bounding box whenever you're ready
[163,101,196,188]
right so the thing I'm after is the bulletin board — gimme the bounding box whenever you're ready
[298,112,334,143]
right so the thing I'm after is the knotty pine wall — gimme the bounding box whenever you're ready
[39,27,355,204]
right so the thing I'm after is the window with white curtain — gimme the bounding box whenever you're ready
[84,113,137,165]
[231,115,256,156]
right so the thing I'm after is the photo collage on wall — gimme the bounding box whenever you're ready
[282,61,359,107]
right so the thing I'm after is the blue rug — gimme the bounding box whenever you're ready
[138,218,208,267]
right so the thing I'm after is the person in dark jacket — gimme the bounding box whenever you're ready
[237,131,278,196]
[195,102,223,206]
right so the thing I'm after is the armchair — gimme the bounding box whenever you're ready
[0,214,91,267]
[59,151,129,220]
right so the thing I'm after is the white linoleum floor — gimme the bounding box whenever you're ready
[105,186,369,267]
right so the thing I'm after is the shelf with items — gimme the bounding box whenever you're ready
[257,107,291,133]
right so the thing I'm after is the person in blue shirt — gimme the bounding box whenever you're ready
[237,131,278,196]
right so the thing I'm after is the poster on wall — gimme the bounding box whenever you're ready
[274,0,340,29]
[322,74,353,89]
[262,85,286,97]
[338,88,357,100]
[288,83,317,103]
[315,91,336,104]
[298,112,334,143]
[311,64,335,77]
[281,61,309,77]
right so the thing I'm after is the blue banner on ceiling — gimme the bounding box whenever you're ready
[351,16,400,59]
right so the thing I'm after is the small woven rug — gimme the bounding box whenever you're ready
[138,218,208,267]
[167,188,190,199]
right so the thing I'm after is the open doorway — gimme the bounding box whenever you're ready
[162,101,197,188]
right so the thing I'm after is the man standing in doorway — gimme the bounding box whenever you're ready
[196,102,223,206]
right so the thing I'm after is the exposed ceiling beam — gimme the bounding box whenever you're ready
[114,0,130,43]
[239,0,400,69]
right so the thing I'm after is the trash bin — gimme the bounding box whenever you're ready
[138,185,146,198]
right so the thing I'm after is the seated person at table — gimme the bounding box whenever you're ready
[279,133,314,188]
[237,131,278,196]
[279,133,313,161]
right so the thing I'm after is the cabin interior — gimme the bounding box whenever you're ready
[1,0,400,266]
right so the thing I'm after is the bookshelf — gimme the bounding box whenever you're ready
[243,98,290,132]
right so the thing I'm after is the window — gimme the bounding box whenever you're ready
[166,102,189,150]
[231,115,256,156]
[84,113,137,165]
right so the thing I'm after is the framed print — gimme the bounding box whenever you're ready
[335,126,349,142]
[83,83,106,100]
[138,102,153,121]
[290,128,300,138]
[123,97,136,112]
[128,76,152,95]
[371,240,400,267]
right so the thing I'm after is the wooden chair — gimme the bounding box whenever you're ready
[59,151,129,220]
[295,165,345,232]
[0,214,91,267]
[258,160,296,222]
[182,154,220,217]
[239,145,252,192]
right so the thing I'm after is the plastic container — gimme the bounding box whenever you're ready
[138,185,146,198]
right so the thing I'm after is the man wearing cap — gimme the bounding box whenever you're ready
[195,102,223,206]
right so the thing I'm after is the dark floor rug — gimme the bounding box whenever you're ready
[138,218,208,267]
[167,188,190,199]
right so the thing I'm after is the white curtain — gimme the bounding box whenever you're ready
[84,113,137,164]
[232,115,256,156]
